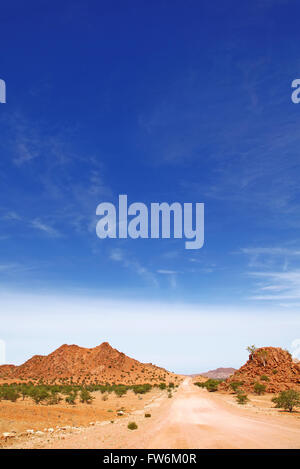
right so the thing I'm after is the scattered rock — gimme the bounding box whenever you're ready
[2,432,14,439]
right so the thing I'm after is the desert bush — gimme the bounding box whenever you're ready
[80,389,94,404]
[272,369,278,374]
[260,375,270,381]
[194,379,220,392]
[159,383,166,390]
[144,413,151,418]
[168,392,172,398]
[30,387,49,404]
[204,379,220,392]
[128,422,138,430]
[194,382,206,388]
[47,394,62,405]
[114,386,127,397]
[236,392,249,405]
[253,382,266,395]
[0,387,20,402]
[65,393,77,405]
[272,390,300,412]
[230,381,244,393]
[132,384,152,394]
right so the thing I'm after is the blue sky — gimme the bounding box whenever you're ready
[1,0,300,372]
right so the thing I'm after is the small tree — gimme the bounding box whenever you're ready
[257,349,268,367]
[30,387,49,404]
[246,345,257,359]
[272,390,300,412]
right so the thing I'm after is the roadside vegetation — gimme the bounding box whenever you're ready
[127,421,138,430]
[0,381,166,406]
[272,390,300,413]
[194,379,223,392]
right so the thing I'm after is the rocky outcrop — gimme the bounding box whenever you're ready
[220,347,300,393]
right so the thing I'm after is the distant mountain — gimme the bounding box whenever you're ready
[0,341,178,385]
[200,367,236,379]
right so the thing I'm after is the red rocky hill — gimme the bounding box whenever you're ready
[220,347,300,393]
[0,342,178,385]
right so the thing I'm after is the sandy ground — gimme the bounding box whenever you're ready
[3,378,300,449]
[0,388,162,435]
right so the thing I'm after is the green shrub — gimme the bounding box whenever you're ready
[65,394,77,405]
[230,381,244,393]
[194,382,206,388]
[0,387,20,402]
[80,389,94,404]
[205,379,220,392]
[260,375,270,382]
[47,394,62,405]
[30,387,49,404]
[114,386,127,397]
[194,379,220,392]
[272,390,300,412]
[128,422,138,430]
[132,384,152,394]
[272,369,278,374]
[236,393,249,405]
[253,382,266,395]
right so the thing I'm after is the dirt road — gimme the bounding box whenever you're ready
[9,378,300,449]
[135,378,300,449]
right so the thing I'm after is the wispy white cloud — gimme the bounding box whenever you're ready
[109,248,124,262]
[241,247,300,256]
[110,248,158,287]
[249,270,300,301]
[157,269,178,275]
[0,263,34,274]
[2,113,112,237]
[241,246,300,272]
[2,210,62,238]
[30,219,61,238]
